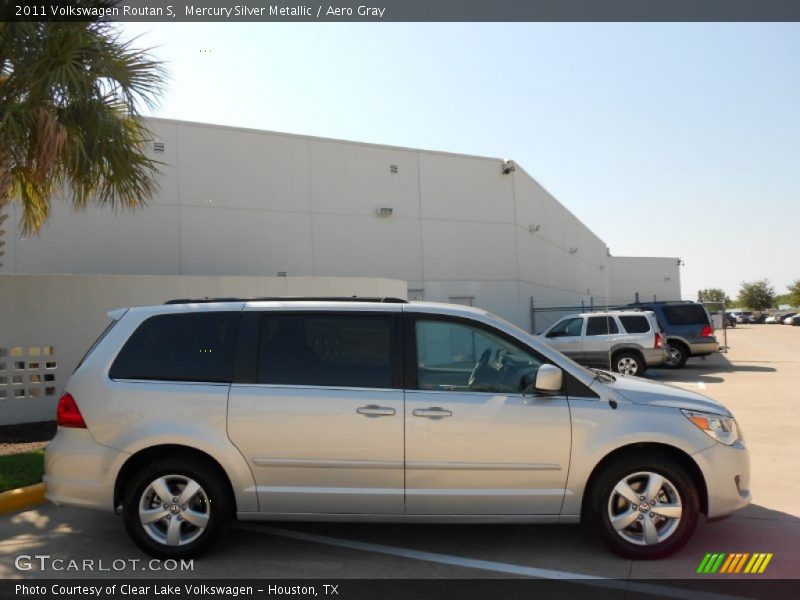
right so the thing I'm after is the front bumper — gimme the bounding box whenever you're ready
[44,427,126,512]
[692,440,751,519]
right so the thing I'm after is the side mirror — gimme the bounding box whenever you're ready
[534,364,563,393]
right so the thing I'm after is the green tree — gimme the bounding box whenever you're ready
[737,279,775,311]
[788,280,800,308]
[697,288,731,306]
[0,14,165,234]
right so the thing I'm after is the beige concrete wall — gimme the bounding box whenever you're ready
[0,274,406,425]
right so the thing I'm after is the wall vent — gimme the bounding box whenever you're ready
[389,164,398,174]
[153,142,165,153]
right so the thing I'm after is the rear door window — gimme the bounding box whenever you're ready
[618,315,651,334]
[110,312,241,383]
[663,304,710,326]
[258,314,395,389]
[586,316,619,336]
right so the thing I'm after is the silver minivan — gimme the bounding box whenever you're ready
[45,298,750,560]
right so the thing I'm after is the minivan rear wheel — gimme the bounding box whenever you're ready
[589,454,699,559]
[123,458,231,558]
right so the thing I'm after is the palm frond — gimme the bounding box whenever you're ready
[0,16,166,234]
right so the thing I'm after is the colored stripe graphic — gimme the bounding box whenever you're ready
[758,554,773,573]
[744,554,759,573]
[734,553,749,573]
[698,552,772,575]
[697,554,713,574]
[709,553,726,573]
[719,554,736,574]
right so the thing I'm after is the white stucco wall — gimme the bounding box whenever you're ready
[0,118,680,331]
[607,256,682,305]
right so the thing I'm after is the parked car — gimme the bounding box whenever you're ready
[792,315,800,326]
[783,313,798,325]
[45,298,750,560]
[624,301,719,369]
[538,310,666,376]
[715,312,736,328]
[729,310,754,324]
[765,314,782,324]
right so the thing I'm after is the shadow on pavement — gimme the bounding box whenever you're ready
[1,501,797,579]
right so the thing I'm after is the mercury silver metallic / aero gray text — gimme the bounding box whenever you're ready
[44,299,750,560]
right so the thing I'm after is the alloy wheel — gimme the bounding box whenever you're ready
[665,346,682,367]
[138,474,210,547]
[607,471,683,546]
[616,357,639,375]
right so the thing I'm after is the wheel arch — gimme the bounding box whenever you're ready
[114,444,238,514]
[610,346,645,363]
[580,442,708,520]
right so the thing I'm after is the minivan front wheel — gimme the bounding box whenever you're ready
[123,458,231,558]
[590,455,699,559]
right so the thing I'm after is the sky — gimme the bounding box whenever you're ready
[119,22,800,301]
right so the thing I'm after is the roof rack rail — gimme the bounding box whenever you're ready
[164,296,409,305]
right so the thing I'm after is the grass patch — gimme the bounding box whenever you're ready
[0,449,45,493]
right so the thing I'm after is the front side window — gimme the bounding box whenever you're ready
[547,317,584,338]
[258,314,393,389]
[586,316,619,336]
[415,319,544,393]
[110,312,241,383]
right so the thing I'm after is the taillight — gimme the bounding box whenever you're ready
[56,393,87,428]
[654,332,663,349]
[701,325,714,337]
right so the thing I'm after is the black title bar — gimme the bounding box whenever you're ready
[1,579,799,600]
[5,0,800,22]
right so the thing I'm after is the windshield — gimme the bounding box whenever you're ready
[486,312,597,379]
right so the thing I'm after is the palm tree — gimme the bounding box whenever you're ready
[0,15,165,235]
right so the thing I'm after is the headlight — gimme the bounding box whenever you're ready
[682,410,741,446]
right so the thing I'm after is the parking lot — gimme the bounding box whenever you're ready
[1,325,798,582]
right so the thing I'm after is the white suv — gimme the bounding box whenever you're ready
[45,298,749,560]
[538,311,666,376]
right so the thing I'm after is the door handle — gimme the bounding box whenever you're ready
[356,405,396,417]
[567,340,580,344]
[413,407,453,418]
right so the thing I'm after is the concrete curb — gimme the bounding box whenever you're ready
[0,482,46,515]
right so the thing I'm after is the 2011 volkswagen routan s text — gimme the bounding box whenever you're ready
[45,298,750,559]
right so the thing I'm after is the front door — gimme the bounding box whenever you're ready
[544,316,585,360]
[404,314,571,515]
[228,311,404,514]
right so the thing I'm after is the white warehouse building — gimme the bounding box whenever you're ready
[1,117,680,330]
[0,119,682,423]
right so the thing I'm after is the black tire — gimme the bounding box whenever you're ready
[612,351,645,376]
[664,341,688,369]
[122,457,232,559]
[587,454,699,559]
